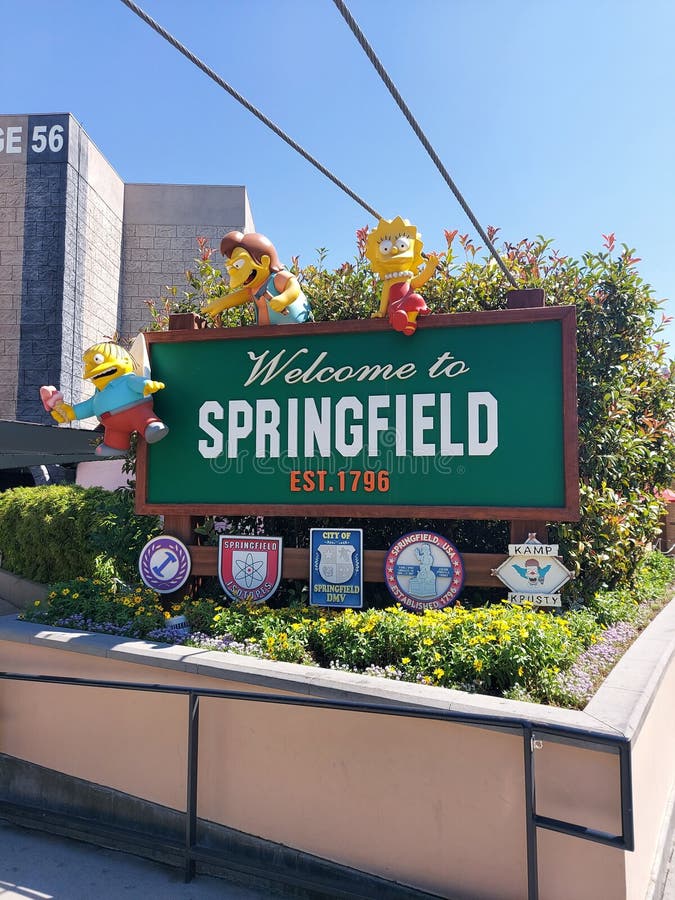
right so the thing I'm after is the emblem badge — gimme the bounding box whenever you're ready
[138,535,192,594]
[317,544,356,584]
[218,535,283,603]
[310,528,363,608]
[384,531,464,611]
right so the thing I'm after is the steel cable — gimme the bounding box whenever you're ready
[118,0,382,220]
[331,0,519,288]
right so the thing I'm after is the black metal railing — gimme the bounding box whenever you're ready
[0,671,633,899]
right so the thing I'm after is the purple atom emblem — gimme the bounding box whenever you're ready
[139,536,191,594]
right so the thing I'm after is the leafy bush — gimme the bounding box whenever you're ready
[0,485,160,583]
[145,232,675,599]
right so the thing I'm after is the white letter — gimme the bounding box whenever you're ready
[256,399,280,458]
[198,401,224,458]
[335,397,363,457]
[394,394,407,456]
[7,126,22,154]
[304,398,331,457]
[468,392,498,455]
[440,393,464,456]
[227,400,253,458]
[367,395,390,455]
[412,393,436,456]
[287,398,298,456]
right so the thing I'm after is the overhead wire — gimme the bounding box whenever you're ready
[117,0,381,220]
[331,0,519,288]
[118,0,517,287]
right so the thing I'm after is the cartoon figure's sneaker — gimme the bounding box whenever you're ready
[144,421,169,444]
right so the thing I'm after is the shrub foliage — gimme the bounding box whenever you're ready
[0,485,160,583]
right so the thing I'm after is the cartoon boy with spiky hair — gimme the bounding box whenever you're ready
[40,341,168,457]
[365,216,439,336]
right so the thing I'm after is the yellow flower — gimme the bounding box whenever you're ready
[164,611,171,619]
[402,657,411,664]
[433,667,445,679]
[72,593,79,599]
[423,637,433,646]
[291,623,302,631]
[61,589,70,596]
[473,658,483,672]
[33,600,41,606]
[518,666,524,677]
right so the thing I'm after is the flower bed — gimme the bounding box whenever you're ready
[20,553,674,709]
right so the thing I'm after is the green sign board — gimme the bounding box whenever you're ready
[137,309,579,520]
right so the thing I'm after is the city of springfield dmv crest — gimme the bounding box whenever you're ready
[385,531,464,611]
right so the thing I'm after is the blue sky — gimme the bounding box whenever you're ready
[2,0,674,355]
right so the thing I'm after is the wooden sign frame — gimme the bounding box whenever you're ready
[136,306,579,523]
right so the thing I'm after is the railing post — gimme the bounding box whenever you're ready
[523,725,539,900]
[185,691,199,883]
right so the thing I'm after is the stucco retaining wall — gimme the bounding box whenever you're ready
[0,595,674,899]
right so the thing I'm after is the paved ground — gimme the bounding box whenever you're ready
[0,820,274,900]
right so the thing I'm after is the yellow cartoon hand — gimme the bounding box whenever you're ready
[371,310,385,318]
[51,402,75,423]
[143,380,165,396]
[269,296,288,313]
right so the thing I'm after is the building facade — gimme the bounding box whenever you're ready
[0,113,253,424]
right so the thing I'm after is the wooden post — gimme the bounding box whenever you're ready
[506,289,549,545]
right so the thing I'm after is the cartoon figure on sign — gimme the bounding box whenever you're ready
[39,336,168,457]
[365,216,439,336]
[408,543,438,599]
[202,231,312,326]
[512,558,552,586]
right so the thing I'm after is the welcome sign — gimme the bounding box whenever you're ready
[136,309,579,520]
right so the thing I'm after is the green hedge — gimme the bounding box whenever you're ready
[0,485,160,584]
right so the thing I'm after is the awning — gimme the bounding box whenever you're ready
[0,420,102,469]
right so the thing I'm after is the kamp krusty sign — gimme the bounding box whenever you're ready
[137,310,578,520]
[492,535,573,608]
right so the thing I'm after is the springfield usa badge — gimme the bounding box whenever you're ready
[139,535,192,594]
[384,531,464,612]
[310,528,363,608]
[218,535,283,603]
